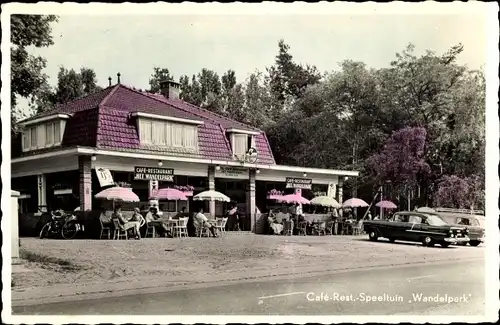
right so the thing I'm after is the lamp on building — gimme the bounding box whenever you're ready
[256,169,260,174]
[303,172,307,177]
[344,176,349,181]
[91,155,97,161]
[215,165,221,171]
[158,160,163,167]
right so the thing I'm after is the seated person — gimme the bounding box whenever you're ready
[267,210,284,235]
[174,207,188,219]
[130,207,146,237]
[146,207,170,237]
[112,207,140,239]
[194,208,218,237]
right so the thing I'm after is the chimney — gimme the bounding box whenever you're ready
[108,77,112,87]
[160,80,180,100]
[117,72,121,84]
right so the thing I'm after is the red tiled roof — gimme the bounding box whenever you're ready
[15,84,276,164]
[144,92,261,132]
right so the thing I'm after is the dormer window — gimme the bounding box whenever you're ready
[20,114,70,152]
[227,128,259,158]
[131,112,203,151]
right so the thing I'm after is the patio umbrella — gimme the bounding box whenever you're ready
[149,188,189,212]
[95,186,140,209]
[95,186,140,202]
[193,190,231,202]
[275,194,311,205]
[342,198,369,208]
[267,189,284,200]
[417,207,436,213]
[375,200,397,209]
[149,188,188,201]
[310,196,341,208]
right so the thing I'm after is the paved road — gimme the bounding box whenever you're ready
[14,258,484,316]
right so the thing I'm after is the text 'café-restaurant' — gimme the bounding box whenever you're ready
[11,78,359,230]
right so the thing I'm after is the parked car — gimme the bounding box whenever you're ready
[437,212,485,247]
[362,211,470,248]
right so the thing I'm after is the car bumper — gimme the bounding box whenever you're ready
[444,236,470,243]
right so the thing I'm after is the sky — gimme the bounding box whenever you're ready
[29,13,488,90]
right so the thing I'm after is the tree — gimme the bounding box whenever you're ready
[267,39,321,109]
[148,67,173,93]
[433,175,482,209]
[367,127,431,205]
[30,66,102,113]
[11,14,58,131]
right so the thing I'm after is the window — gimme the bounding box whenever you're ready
[230,133,256,157]
[137,118,199,150]
[22,121,65,151]
[233,134,247,156]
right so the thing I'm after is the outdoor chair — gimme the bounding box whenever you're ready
[196,222,210,237]
[298,221,308,236]
[112,219,128,240]
[174,217,189,238]
[352,220,364,235]
[340,220,351,235]
[215,217,228,236]
[99,213,112,239]
[325,221,335,235]
[283,220,294,236]
[314,222,327,236]
[145,221,157,238]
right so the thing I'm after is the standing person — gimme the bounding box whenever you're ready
[226,203,239,231]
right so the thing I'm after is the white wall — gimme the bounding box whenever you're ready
[92,156,208,177]
[12,155,79,178]
[256,169,339,185]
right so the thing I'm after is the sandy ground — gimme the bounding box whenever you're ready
[12,234,483,295]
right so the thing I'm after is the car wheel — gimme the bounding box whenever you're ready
[421,236,433,247]
[469,241,481,247]
[388,237,395,243]
[440,242,450,248]
[368,230,378,241]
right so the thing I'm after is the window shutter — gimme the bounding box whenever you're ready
[152,121,164,145]
[173,124,183,147]
[59,120,66,143]
[37,124,45,148]
[251,135,256,149]
[22,131,30,151]
[234,134,247,156]
[139,119,152,144]
[164,122,172,146]
[46,123,54,146]
[30,127,37,148]
[183,125,197,149]
[54,122,61,144]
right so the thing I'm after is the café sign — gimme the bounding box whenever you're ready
[217,166,247,178]
[285,177,312,190]
[134,166,174,181]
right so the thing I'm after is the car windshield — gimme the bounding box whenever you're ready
[424,214,449,226]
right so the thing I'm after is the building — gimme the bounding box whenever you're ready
[11,78,358,232]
